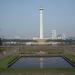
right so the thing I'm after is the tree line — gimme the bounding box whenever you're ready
[0,38,2,46]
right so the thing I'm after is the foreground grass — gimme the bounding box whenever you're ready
[63,50,75,64]
[1,68,75,73]
[0,47,5,52]
[0,54,17,71]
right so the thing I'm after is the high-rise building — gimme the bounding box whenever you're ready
[57,33,66,40]
[57,34,62,40]
[51,30,57,40]
[62,33,66,40]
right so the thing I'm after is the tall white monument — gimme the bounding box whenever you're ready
[32,1,50,45]
[40,7,44,39]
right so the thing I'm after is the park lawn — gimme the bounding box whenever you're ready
[62,48,75,63]
[2,68,75,73]
[0,47,5,52]
[0,54,17,72]
[64,51,75,64]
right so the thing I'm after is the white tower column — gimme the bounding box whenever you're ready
[40,8,44,39]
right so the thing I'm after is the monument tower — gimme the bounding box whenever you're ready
[35,0,48,44]
[40,7,44,39]
[32,0,49,45]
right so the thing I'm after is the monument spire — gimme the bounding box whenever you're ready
[39,0,44,39]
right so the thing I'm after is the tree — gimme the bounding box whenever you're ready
[0,38,2,46]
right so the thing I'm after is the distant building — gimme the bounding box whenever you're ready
[14,35,21,39]
[51,30,57,40]
[68,36,75,40]
[33,37,39,40]
[57,33,66,40]
[57,34,62,40]
[62,33,66,40]
[51,30,58,44]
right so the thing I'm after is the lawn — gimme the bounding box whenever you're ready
[0,54,18,72]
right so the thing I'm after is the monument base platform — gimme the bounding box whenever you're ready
[31,39,50,45]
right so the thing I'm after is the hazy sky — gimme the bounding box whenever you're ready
[0,0,75,39]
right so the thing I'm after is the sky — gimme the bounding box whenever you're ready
[0,0,75,39]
